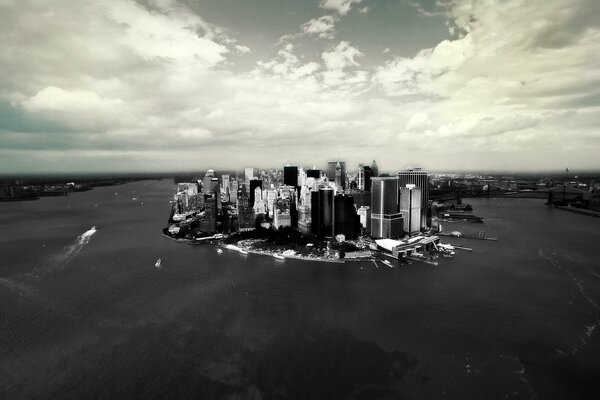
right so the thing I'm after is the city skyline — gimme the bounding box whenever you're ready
[1,0,599,174]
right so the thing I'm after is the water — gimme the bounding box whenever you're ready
[1,180,599,399]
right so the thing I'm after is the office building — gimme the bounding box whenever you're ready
[371,160,379,178]
[249,179,262,207]
[357,164,373,191]
[284,165,299,187]
[237,186,255,231]
[399,186,422,235]
[311,187,334,236]
[397,168,429,229]
[327,161,346,190]
[371,177,403,239]
[334,194,360,239]
[306,169,321,179]
[357,206,371,234]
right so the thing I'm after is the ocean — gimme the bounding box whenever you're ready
[1,179,599,399]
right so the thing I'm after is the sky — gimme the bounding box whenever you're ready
[0,0,599,174]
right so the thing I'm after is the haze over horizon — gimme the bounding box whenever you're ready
[1,0,598,174]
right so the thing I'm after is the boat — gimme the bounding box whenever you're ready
[155,258,162,268]
[381,259,393,268]
[238,249,249,255]
[217,248,223,254]
[273,253,285,260]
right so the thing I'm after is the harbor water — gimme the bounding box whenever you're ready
[1,180,599,399]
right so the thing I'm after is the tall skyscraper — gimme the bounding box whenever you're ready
[306,169,321,179]
[249,179,262,207]
[399,186,422,235]
[327,161,346,190]
[202,169,216,195]
[397,168,429,229]
[371,177,403,239]
[222,175,230,192]
[237,186,255,230]
[283,165,299,187]
[371,160,379,178]
[244,167,255,188]
[334,194,360,239]
[357,164,373,191]
[311,187,334,236]
[210,177,221,210]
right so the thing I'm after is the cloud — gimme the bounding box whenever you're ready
[0,0,599,173]
[322,41,363,70]
[319,0,363,16]
[301,15,338,39]
[23,86,123,113]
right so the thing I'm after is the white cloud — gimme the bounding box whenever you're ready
[322,41,363,70]
[319,0,363,16]
[301,15,338,39]
[23,86,123,113]
[235,45,252,54]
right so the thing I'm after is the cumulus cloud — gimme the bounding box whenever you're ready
[301,15,338,39]
[319,0,363,16]
[23,86,123,113]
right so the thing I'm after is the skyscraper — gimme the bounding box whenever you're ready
[306,169,321,179]
[371,177,403,239]
[327,161,346,190]
[249,179,262,207]
[284,165,299,187]
[311,187,334,236]
[397,168,429,229]
[357,164,373,191]
[371,160,379,178]
[399,186,421,235]
[334,194,360,239]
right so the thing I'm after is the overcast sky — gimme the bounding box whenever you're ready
[1,0,598,174]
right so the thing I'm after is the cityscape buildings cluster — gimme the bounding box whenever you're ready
[170,161,431,240]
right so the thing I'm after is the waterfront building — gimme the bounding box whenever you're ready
[284,165,299,188]
[371,177,403,239]
[397,168,429,229]
[327,161,346,190]
[311,187,334,236]
[399,186,422,235]
[334,194,360,239]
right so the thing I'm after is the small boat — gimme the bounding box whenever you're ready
[238,249,249,255]
[381,259,393,268]
[217,248,223,254]
[273,253,285,260]
[155,258,162,268]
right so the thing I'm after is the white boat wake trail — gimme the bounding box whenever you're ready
[37,226,97,276]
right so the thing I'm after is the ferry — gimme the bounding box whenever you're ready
[273,253,285,260]
[155,258,162,268]
[238,249,249,255]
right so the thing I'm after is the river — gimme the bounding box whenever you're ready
[1,179,599,399]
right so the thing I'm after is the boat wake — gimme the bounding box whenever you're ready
[36,226,97,276]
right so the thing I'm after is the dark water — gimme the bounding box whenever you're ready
[1,180,599,399]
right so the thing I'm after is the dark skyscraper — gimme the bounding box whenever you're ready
[237,186,255,230]
[284,165,299,187]
[397,169,429,230]
[306,169,321,179]
[334,194,360,239]
[311,188,334,236]
[327,161,346,189]
[249,178,262,207]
